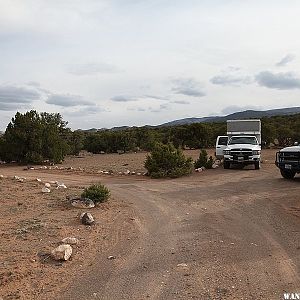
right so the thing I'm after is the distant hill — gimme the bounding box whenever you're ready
[160,107,300,127]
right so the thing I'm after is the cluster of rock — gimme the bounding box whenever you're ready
[98,169,146,176]
[28,165,85,172]
[51,198,97,262]
[195,159,221,172]
[13,175,27,182]
[41,180,67,193]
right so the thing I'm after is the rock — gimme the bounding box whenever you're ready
[137,173,142,176]
[44,183,51,188]
[36,178,42,182]
[57,183,67,189]
[51,244,72,261]
[177,263,188,268]
[131,171,136,175]
[80,212,95,225]
[0,175,4,179]
[124,170,130,175]
[107,255,116,260]
[71,198,95,208]
[61,237,79,245]
[42,187,51,193]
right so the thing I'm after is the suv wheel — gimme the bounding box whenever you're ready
[280,169,296,179]
[254,161,260,170]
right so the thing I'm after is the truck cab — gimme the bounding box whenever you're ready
[275,142,300,179]
[223,135,261,170]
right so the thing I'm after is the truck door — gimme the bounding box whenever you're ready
[216,136,229,159]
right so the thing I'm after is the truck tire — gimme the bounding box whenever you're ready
[254,161,260,170]
[224,161,230,169]
[280,169,296,179]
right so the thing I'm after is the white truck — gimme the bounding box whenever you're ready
[216,119,262,170]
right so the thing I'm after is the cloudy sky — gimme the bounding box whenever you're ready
[1,0,300,130]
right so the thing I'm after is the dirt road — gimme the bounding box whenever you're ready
[2,155,300,299]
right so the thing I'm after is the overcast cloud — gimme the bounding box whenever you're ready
[255,71,300,90]
[46,94,95,107]
[66,62,120,76]
[1,1,300,129]
[275,54,295,67]
[0,86,41,103]
[171,78,206,97]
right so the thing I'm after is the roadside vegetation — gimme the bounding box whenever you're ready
[194,149,214,169]
[81,183,111,204]
[144,143,193,178]
[0,110,299,164]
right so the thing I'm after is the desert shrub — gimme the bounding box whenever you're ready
[81,183,111,203]
[144,142,193,178]
[194,149,214,169]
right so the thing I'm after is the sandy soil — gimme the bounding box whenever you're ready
[1,149,299,300]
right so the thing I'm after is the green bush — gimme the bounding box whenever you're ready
[194,149,214,169]
[81,184,111,204]
[144,142,193,178]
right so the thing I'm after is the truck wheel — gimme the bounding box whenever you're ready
[280,169,296,179]
[224,161,230,169]
[254,161,260,170]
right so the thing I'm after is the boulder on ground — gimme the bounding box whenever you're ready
[51,244,72,261]
[70,197,95,208]
[61,237,79,245]
[42,187,51,193]
[80,212,95,225]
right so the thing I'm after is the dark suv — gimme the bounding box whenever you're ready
[275,143,300,179]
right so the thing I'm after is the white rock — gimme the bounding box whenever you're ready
[36,178,42,182]
[177,263,188,268]
[107,255,116,260]
[0,175,4,179]
[124,170,130,175]
[49,180,57,184]
[137,173,142,176]
[42,187,51,193]
[51,244,72,261]
[44,182,51,188]
[131,171,136,175]
[61,237,79,245]
[57,183,67,189]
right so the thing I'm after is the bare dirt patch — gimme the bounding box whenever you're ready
[1,149,299,300]
[0,177,136,300]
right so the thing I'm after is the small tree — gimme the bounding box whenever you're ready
[144,143,193,178]
[195,149,214,169]
[81,184,111,204]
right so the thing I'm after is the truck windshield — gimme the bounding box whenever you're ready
[228,136,258,145]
